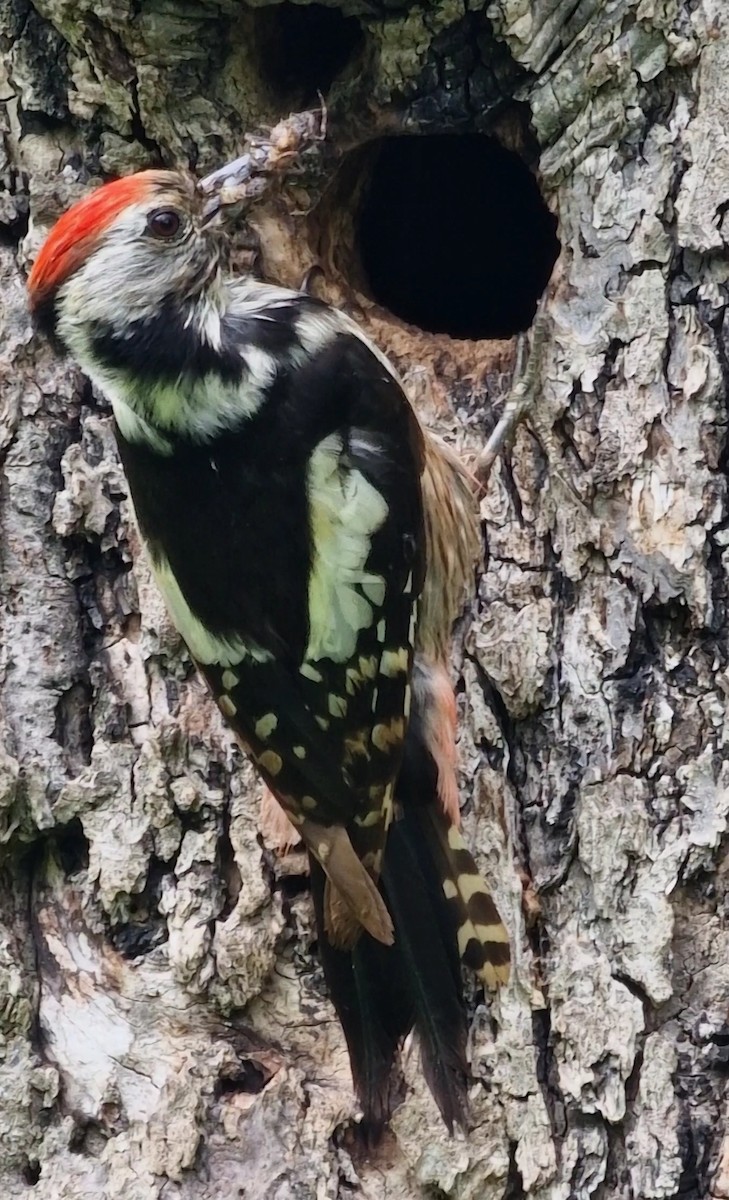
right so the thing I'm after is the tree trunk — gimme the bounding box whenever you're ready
[1,1,727,1196]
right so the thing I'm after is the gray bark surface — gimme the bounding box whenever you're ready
[1,1,727,1196]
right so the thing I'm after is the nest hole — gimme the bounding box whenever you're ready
[256,3,364,107]
[355,134,560,340]
[53,818,90,876]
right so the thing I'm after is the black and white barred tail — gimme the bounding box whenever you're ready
[312,693,510,1133]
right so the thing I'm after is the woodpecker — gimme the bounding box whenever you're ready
[27,167,510,1130]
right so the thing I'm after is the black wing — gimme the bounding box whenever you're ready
[118,324,426,849]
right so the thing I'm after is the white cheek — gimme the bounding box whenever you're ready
[63,212,195,330]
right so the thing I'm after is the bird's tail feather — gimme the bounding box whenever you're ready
[420,808,511,990]
[306,720,484,1132]
[311,708,509,1131]
[310,798,469,1132]
[380,807,469,1130]
[311,858,413,1134]
[395,705,511,991]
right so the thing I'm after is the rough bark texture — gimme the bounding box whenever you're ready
[1,0,728,1196]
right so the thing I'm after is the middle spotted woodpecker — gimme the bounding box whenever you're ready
[27,166,510,1131]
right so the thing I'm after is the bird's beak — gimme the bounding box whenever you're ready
[199,153,253,194]
[198,154,253,225]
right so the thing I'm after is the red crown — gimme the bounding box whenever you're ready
[27,173,159,306]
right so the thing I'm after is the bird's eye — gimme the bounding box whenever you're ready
[147,209,182,240]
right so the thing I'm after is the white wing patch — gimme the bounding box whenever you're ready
[306,434,388,663]
[150,554,271,666]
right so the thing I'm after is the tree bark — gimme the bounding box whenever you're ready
[1,1,727,1197]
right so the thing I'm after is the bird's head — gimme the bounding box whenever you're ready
[27,169,231,351]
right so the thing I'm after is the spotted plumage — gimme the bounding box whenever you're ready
[28,166,510,1132]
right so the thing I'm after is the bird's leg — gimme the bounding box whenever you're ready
[472,295,550,491]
